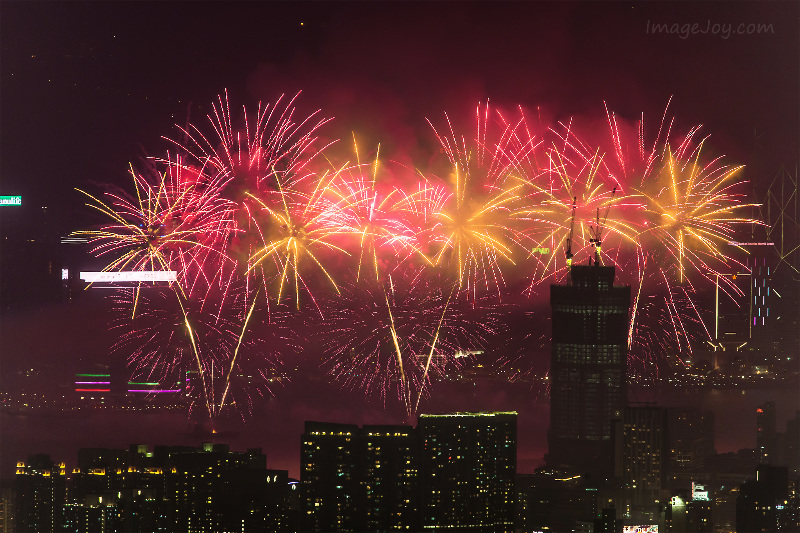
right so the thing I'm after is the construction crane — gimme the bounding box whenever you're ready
[589,187,616,265]
[565,196,577,267]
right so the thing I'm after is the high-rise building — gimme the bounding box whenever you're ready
[301,422,421,532]
[549,264,631,477]
[13,444,290,533]
[418,412,517,532]
[300,413,516,532]
[164,443,276,532]
[358,425,420,531]
[66,447,137,532]
[301,422,359,531]
[667,407,716,482]
[15,454,66,533]
[615,405,668,523]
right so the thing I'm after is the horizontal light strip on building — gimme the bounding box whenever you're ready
[80,271,177,283]
[127,389,182,393]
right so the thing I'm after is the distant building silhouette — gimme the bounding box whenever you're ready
[16,443,290,533]
[736,464,798,532]
[516,468,597,532]
[758,401,779,465]
[667,407,716,486]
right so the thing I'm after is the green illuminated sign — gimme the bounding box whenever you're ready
[0,196,21,206]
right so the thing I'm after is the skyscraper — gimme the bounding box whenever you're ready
[358,425,420,531]
[549,264,631,477]
[616,405,669,523]
[301,422,359,531]
[418,412,517,532]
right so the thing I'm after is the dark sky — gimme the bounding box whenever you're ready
[1,1,798,227]
[1,0,799,476]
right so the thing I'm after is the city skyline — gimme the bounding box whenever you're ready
[2,0,799,513]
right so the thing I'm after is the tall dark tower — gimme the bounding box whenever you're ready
[548,264,631,478]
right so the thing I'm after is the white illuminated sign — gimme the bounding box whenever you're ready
[692,482,709,501]
[80,271,177,283]
[62,268,69,280]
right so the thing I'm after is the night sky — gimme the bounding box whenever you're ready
[1,1,799,477]
[2,1,798,223]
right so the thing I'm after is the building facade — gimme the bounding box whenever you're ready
[549,264,631,477]
[301,412,517,532]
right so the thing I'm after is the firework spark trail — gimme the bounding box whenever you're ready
[634,142,756,289]
[583,102,761,372]
[601,101,760,288]
[414,286,456,416]
[383,284,411,415]
[73,155,289,423]
[175,288,216,423]
[110,286,226,425]
[218,288,261,412]
[520,139,639,285]
[115,277,293,422]
[628,249,647,350]
[320,270,498,411]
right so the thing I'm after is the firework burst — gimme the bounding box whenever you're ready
[74,159,237,314]
[74,91,764,415]
[600,101,760,369]
[423,103,538,297]
[166,90,333,196]
[325,138,422,283]
[244,172,350,312]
